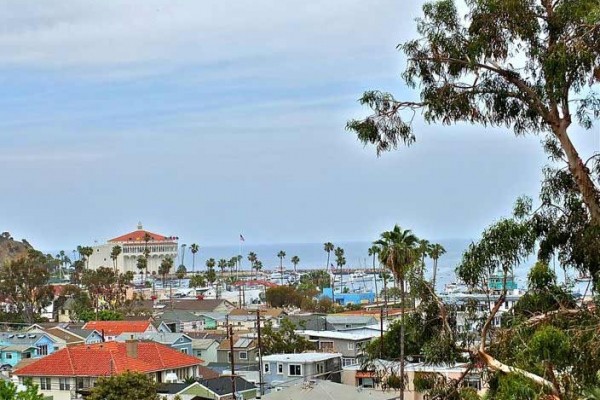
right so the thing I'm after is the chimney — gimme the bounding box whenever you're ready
[126,335,138,358]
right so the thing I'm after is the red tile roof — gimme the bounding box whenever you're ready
[83,321,152,336]
[109,229,173,243]
[15,342,202,377]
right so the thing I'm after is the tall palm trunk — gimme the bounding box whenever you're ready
[399,276,405,400]
[432,257,438,290]
[372,255,378,303]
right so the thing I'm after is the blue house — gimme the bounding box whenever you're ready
[0,332,58,367]
[321,288,375,306]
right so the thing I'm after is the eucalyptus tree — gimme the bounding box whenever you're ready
[323,242,334,271]
[277,250,286,285]
[110,245,122,273]
[373,225,421,400]
[189,244,199,273]
[291,255,300,274]
[429,243,446,290]
[348,0,600,253]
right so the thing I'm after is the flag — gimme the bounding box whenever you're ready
[240,234,245,242]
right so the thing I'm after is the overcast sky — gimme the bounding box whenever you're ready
[1,0,598,251]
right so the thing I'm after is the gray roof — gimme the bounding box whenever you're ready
[1,344,36,352]
[197,312,228,321]
[326,315,378,325]
[200,376,256,395]
[191,339,217,350]
[65,328,97,340]
[0,332,51,345]
[115,332,191,344]
[263,380,395,400]
[155,310,203,322]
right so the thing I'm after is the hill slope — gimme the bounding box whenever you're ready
[0,232,33,265]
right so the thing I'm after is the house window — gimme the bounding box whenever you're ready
[196,351,202,357]
[345,324,351,328]
[264,363,270,374]
[342,358,356,366]
[37,345,48,356]
[277,363,283,374]
[228,351,232,361]
[289,364,302,376]
[316,363,324,375]
[239,351,248,360]
[347,342,355,350]
[180,348,188,354]
[59,378,70,391]
[40,377,51,390]
[5,353,12,359]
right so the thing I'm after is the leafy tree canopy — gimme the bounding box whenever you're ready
[87,372,159,400]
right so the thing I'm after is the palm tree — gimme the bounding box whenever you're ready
[429,243,446,290]
[206,257,216,272]
[136,256,147,282]
[248,252,258,279]
[334,247,345,297]
[417,239,432,279]
[159,256,174,286]
[189,244,199,274]
[228,257,237,280]
[176,264,187,286]
[291,256,300,274]
[323,242,334,271]
[373,225,420,400]
[218,259,228,280]
[368,245,380,302]
[277,250,286,285]
[79,246,93,269]
[254,260,263,278]
[110,245,122,273]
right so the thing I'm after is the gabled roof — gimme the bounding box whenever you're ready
[83,321,152,336]
[156,310,204,323]
[0,332,54,345]
[45,327,87,344]
[217,337,256,351]
[200,376,256,395]
[262,353,342,363]
[162,299,234,313]
[14,341,202,377]
[229,308,286,318]
[115,332,191,345]
[109,229,173,243]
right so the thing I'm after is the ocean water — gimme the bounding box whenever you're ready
[47,238,586,293]
[177,238,535,291]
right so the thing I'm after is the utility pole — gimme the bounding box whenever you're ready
[228,324,237,396]
[256,309,264,396]
[379,306,384,358]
